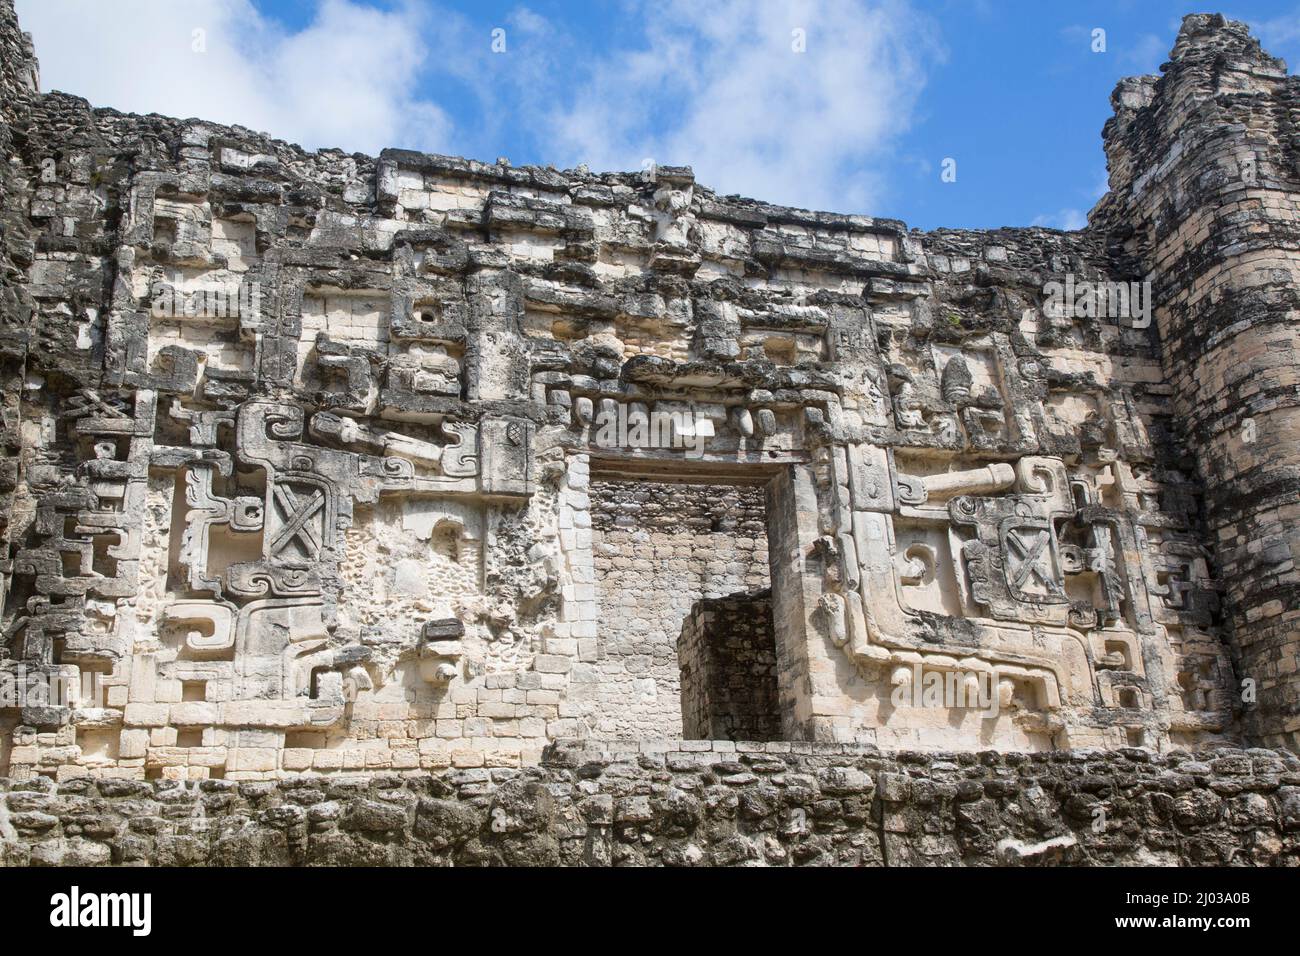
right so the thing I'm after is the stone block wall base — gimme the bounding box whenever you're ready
[2,741,1298,866]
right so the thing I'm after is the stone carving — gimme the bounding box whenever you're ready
[0,3,1270,781]
[419,618,465,683]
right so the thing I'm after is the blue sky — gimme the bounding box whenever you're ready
[16,0,1300,230]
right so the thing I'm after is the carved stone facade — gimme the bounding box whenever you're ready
[0,5,1294,782]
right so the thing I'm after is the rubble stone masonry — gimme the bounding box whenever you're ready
[1,0,1300,852]
[1,740,1298,866]
[677,590,781,741]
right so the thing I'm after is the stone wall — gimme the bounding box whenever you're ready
[677,590,780,741]
[1,741,1296,866]
[0,0,36,664]
[0,0,1295,782]
[0,0,38,787]
[1094,14,1300,748]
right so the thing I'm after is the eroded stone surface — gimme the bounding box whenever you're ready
[0,3,1295,793]
[1,741,1297,867]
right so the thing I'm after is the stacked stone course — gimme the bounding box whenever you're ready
[2,739,1297,866]
[677,590,780,741]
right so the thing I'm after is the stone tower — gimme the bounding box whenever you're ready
[1095,14,1300,748]
[0,0,38,617]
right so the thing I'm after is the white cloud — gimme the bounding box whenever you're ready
[1253,12,1300,47]
[14,0,456,154]
[1250,11,1300,70]
[1091,168,1111,200]
[15,0,940,212]
[1118,32,1167,73]
[540,0,943,212]
[1031,208,1087,231]
[506,6,553,39]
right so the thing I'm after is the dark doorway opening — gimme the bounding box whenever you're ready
[678,588,781,741]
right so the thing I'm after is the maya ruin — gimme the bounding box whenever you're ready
[2,3,1300,869]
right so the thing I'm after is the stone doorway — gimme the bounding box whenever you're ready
[582,461,782,739]
[677,589,781,741]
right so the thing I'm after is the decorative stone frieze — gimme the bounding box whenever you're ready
[0,4,1293,786]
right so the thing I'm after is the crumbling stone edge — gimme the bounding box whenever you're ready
[1,740,1297,866]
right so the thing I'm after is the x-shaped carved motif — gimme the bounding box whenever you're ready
[268,484,325,557]
[1005,527,1063,597]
